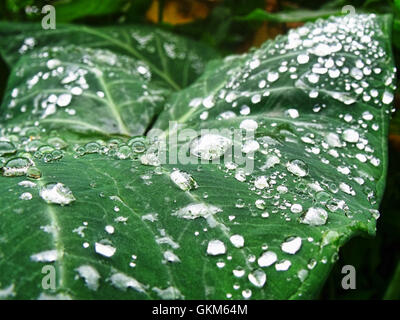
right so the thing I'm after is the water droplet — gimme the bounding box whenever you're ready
[2,157,31,177]
[40,182,75,206]
[57,93,72,107]
[342,129,359,143]
[233,267,245,278]
[19,192,32,200]
[207,240,226,256]
[298,269,308,282]
[109,272,146,293]
[267,71,279,82]
[95,242,116,258]
[75,265,100,291]
[105,225,114,234]
[248,269,266,288]
[235,169,246,182]
[257,251,277,267]
[27,167,42,179]
[173,203,222,229]
[286,159,308,177]
[0,141,16,156]
[242,140,260,153]
[297,54,309,64]
[31,249,58,262]
[275,259,291,271]
[170,170,198,191]
[163,250,181,263]
[254,176,269,189]
[285,109,299,119]
[281,237,302,254]
[242,289,252,299]
[255,199,266,210]
[290,204,303,213]
[300,207,328,226]
[382,91,393,104]
[240,119,258,131]
[230,235,244,248]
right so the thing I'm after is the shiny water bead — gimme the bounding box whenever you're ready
[257,251,277,267]
[190,134,232,161]
[2,157,31,176]
[300,207,328,226]
[281,237,302,254]
[39,182,75,205]
[248,269,266,288]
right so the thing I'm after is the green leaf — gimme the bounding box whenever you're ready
[0,23,219,90]
[0,14,396,300]
[236,8,343,23]
[0,45,168,137]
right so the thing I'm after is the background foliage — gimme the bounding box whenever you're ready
[0,0,399,299]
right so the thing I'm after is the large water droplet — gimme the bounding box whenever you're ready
[248,269,266,288]
[342,129,359,143]
[0,141,16,156]
[75,265,100,291]
[40,182,75,206]
[300,207,328,226]
[230,235,244,248]
[281,237,302,254]
[206,240,226,256]
[2,157,31,177]
[95,242,116,258]
[286,159,308,177]
[190,134,232,161]
[257,251,277,267]
[170,170,198,191]
[275,259,291,271]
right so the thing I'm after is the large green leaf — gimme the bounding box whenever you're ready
[0,22,219,90]
[0,14,396,300]
[0,45,168,136]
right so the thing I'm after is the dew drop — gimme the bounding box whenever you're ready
[170,170,198,191]
[257,251,277,267]
[300,207,328,226]
[207,240,226,256]
[281,237,302,254]
[75,265,100,291]
[248,269,266,288]
[275,259,291,271]
[190,134,232,161]
[2,157,31,177]
[95,242,116,258]
[230,234,244,248]
[342,129,359,143]
[39,182,75,206]
[286,159,308,177]
[0,141,16,156]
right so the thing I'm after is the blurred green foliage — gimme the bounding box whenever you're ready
[0,0,399,300]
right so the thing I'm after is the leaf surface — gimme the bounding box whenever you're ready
[0,14,396,300]
[0,22,219,90]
